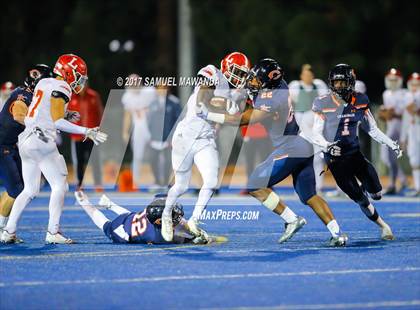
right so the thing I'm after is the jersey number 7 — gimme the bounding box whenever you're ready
[28,90,44,118]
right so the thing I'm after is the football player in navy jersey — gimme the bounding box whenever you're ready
[311,64,402,240]
[75,191,211,245]
[197,58,347,246]
[0,64,53,234]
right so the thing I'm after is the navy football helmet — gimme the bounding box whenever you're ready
[328,64,355,101]
[246,58,284,97]
[146,198,184,228]
[24,64,54,91]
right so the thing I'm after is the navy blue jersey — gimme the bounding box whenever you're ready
[312,92,369,157]
[252,80,313,157]
[0,87,33,146]
[103,210,167,244]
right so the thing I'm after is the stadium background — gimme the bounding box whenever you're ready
[1,0,419,187]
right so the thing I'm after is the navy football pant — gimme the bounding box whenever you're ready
[326,151,382,206]
[247,151,316,204]
[0,145,24,198]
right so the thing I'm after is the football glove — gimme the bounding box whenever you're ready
[326,140,341,156]
[391,140,403,159]
[84,127,108,145]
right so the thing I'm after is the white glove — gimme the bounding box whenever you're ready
[195,102,209,120]
[390,140,403,159]
[84,127,108,145]
[326,140,341,156]
[64,110,80,122]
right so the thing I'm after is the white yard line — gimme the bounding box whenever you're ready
[206,299,420,310]
[0,267,419,288]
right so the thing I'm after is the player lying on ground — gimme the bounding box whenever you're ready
[75,192,213,244]
[1,54,107,245]
[311,64,400,240]
[0,65,53,233]
[161,52,250,242]
[197,58,347,246]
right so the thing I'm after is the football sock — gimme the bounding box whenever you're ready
[47,188,66,234]
[280,207,298,224]
[326,220,340,238]
[192,189,213,220]
[5,191,33,234]
[163,186,180,218]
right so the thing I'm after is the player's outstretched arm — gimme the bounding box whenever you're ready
[196,103,271,126]
[361,109,402,158]
[51,97,108,145]
[308,113,341,156]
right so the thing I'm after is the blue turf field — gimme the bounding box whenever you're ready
[0,191,419,309]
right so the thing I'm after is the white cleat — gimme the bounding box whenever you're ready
[187,217,202,237]
[329,233,348,247]
[278,216,307,244]
[1,230,23,244]
[161,214,174,242]
[381,224,395,241]
[45,232,74,244]
[98,194,113,209]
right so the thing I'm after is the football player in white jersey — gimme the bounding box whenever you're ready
[161,52,250,241]
[1,54,107,244]
[401,73,420,196]
[378,68,408,194]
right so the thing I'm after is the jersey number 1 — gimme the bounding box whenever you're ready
[341,118,350,136]
[28,90,44,118]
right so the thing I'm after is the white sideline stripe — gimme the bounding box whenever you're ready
[390,213,420,218]
[0,244,399,261]
[209,300,420,310]
[0,267,419,288]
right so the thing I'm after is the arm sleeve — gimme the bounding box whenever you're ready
[361,109,396,148]
[310,113,330,151]
[54,118,87,135]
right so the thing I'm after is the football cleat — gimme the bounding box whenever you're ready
[329,233,348,247]
[278,216,307,244]
[381,225,395,241]
[161,214,174,242]
[187,217,203,237]
[98,194,113,209]
[45,232,74,244]
[1,230,23,244]
[192,229,210,245]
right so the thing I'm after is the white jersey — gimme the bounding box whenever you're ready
[177,65,232,139]
[23,78,72,138]
[382,89,407,116]
[122,87,157,125]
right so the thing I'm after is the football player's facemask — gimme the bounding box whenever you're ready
[407,72,420,92]
[54,54,88,94]
[220,52,251,88]
[328,64,355,102]
[24,64,54,92]
[246,58,284,98]
[385,68,403,91]
[146,199,184,228]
